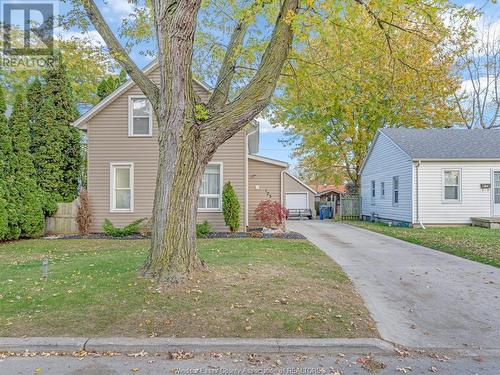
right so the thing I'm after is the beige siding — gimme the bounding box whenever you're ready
[87,66,246,232]
[283,173,316,217]
[413,161,500,224]
[247,159,285,228]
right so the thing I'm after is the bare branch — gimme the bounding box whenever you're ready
[80,0,159,105]
[455,20,500,129]
[208,20,248,109]
[202,0,299,148]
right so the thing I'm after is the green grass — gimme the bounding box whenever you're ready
[349,221,500,267]
[0,238,377,338]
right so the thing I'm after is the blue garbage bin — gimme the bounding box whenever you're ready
[319,205,333,220]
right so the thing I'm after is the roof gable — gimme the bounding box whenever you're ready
[73,61,212,129]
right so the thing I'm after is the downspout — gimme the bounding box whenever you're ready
[281,170,286,230]
[280,170,285,205]
[415,160,426,229]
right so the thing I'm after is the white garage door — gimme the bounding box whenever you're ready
[285,193,308,209]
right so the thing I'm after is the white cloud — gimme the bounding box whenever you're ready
[57,30,106,48]
[258,117,284,134]
[103,0,134,16]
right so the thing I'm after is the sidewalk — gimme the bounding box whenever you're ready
[0,337,394,354]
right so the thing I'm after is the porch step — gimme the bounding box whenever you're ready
[471,217,500,229]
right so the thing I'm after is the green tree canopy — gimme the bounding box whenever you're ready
[9,92,45,238]
[0,87,11,239]
[40,54,82,202]
[96,69,127,100]
[274,1,475,188]
[1,36,115,106]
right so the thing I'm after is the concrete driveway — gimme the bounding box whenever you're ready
[287,220,500,349]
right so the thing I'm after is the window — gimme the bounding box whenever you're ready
[128,96,152,136]
[380,182,385,199]
[198,163,222,211]
[392,176,399,206]
[110,163,133,212]
[371,180,376,204]
[443,170,461,202]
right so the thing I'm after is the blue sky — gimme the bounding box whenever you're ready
[59,0,500,165]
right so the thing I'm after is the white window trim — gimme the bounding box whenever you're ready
[198,162,223,212]
[492,169,500,217]
[392,176,399,207]
[370,180,376,205]
[380,181,385,199]
[442,169,462,204]
[110,162,134,213]
[128,96,153,137]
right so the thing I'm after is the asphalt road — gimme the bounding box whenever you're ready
[286,220,500,349]
[1,351,499,375]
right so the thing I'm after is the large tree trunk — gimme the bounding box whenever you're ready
[141,119,207,282]
[81,0,299,283]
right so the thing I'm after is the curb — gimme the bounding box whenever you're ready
[0,337,394,354]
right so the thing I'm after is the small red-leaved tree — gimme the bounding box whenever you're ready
[254,200,287,228]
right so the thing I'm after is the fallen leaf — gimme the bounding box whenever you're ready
[396,367,412,373]
[169,351,194,360]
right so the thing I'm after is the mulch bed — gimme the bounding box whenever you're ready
[48,231,306,241]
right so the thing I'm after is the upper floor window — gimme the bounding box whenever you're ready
[380,182,385,199]
[443,170,461,202]
[392,176,399,206]
[198,163,222,211]
[111,163,133,212]
[128,96,152,136]
[371,180,376,204]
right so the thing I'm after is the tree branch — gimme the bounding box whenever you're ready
[208,20,248,109]
[203,0,299,146]
[80,0,159,106]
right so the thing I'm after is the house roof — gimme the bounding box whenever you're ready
[248,154,288,168]
[312,184,346,194]
[316,188,344,196]
[284,172,317,194]
[379,128,500,160]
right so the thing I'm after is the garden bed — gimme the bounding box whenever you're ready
[48,230,306,241]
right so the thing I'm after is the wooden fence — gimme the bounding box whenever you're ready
[45,198,79,235]
[339,194,360,220]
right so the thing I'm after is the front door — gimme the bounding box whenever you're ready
[494,171,500,216]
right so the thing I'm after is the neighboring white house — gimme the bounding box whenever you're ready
[360,128,500,226]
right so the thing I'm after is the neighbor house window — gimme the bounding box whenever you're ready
[392,176,399,206]
[128,96,152,136]
[380,182,385,199]
[443,170,461,202]
[110,163,133,212]
[198,163,222,211]
[371,180,376,204]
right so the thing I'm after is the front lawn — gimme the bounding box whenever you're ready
[349,221,500,267]
[0,238,377,338]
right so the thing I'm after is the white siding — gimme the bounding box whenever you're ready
[413,161,500,224]
[361,132,413,223]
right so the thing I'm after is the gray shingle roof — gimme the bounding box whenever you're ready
[379,128,500,159]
